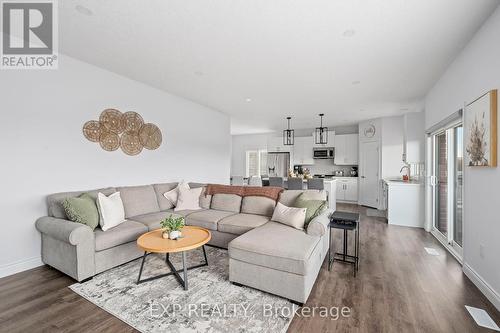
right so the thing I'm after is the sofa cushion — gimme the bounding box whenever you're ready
[165,208,203,217]
[228,221,320,275]
[117,185,160,218]
[210,194,242,213]
[186,209,238,231]
[278,190,327,207]
[241,196,276,216]
[175,187,203,211]
[153,182,178,210]
[130,211,182,231]
[97,192,126,231]
[47,187,116,219]
[94,220,147,251]
[294,194,328,228]
[62,193,99,230]
[271,202,307,230]
[188,182,206,188]
[199,187,212,209]
[218,213,270,235]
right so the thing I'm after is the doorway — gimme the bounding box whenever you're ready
[431,124,463,259]
[359,141,380,208]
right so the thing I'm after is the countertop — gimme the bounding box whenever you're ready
[285,178,338,182]
[384,178,424,186]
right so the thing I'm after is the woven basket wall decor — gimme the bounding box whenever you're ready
[121,131,143,156]
[139,123,162,150]
[83,109,162,155]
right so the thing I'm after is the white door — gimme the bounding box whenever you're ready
[359,141,380,208]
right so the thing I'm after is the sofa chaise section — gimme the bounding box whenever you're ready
[228,190,331,304]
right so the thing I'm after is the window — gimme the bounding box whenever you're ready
[246,150,267,177]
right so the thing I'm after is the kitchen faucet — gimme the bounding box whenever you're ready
[400,164,411,180]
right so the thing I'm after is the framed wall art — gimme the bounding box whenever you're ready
[465,89,497,167]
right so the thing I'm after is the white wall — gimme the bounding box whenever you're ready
[425,7,500,309]
[381,116,405,179]
[231,133,270,176]
[406,112,426,163]
[0,55,231,277]
[380,113,425,179]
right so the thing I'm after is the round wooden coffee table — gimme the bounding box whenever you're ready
[136,226,211,290]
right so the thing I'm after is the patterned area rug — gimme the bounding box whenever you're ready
[70,247,295,333]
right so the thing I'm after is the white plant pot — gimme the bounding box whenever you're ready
[169,230,180,240]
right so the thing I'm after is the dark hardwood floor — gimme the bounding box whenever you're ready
[1,203,498,332]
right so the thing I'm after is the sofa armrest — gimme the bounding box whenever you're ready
[36,216,94,245]
[306,209,332,237]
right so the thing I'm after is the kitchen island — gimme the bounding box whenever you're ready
[384,179,424,228]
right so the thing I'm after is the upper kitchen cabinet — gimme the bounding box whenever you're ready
[293,136,314,165]
[312,130,335,147]
[267,136,292,152]
[334,134,359,165]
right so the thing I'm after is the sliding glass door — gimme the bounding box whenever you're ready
[453,126,463,248]
[431,124,464,259]
[435,132,448,236]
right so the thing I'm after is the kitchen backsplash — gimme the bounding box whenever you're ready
[298,159,357,175]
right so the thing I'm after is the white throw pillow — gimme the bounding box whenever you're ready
[163,181,190,207]
[97,192,126,231]
[175,187,203,211]
[271,202,307,230]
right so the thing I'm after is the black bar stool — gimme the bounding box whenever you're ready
[328,211,360,276]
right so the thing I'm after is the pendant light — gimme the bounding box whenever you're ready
[315,113,328,144]
[283,116,294,146]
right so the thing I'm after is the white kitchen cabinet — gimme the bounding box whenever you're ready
[386,180,424,228]
[334,134,359,165]
[292,136,314,165]
[267,136,291,152]
[335,177,358,203]
[344,179,358,201]
[312,130,335,147]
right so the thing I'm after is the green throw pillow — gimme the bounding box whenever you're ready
[62,193,99,230]
[294,194,328,228]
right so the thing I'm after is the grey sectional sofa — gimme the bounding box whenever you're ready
[35,182,332,304]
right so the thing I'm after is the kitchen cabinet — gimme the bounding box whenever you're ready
[385,180,424,228]
[312,130,335,147]
[335,134,359,165]
[267,136,291,152]
[292,136,314,165]
[335,177,358,203]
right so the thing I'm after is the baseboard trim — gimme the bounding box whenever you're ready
[0,256,43,279]
[463,263,500,311]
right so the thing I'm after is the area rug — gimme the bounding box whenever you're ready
[70,247,295,333]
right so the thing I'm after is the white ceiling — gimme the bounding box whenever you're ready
[59,0,498,134]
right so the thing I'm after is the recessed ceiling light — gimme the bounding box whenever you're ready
[342,29,356,37]
[75,5,93,16]
[245,98,252,102]
[352,81,360,85]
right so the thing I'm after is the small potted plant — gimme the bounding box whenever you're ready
[160,215,185,240]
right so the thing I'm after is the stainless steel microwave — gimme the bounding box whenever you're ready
[313,147,334,159]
